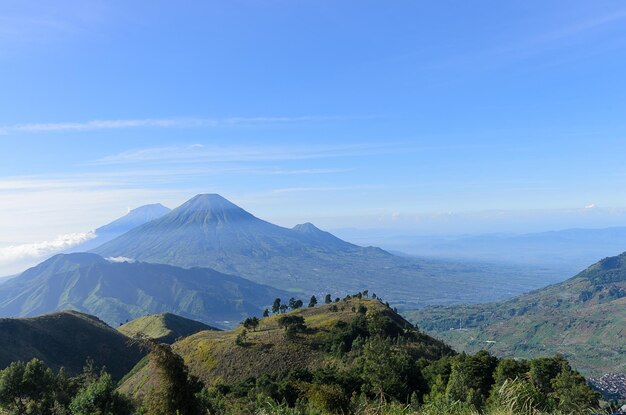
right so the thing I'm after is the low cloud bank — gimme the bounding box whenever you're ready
[0,231,96,264]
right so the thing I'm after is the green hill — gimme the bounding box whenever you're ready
[406,252,626,376]
[0,253,288,328]
[119,297,454,397]
[0,310,143,379]
[118,313,218,343]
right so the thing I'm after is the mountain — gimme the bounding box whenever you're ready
[0,253,288,328]
[0,274,16,285]
[68,203,170,252]
[119,297,454,396]
[0,310,143,379]
[118,313,218,343]
[406,251,626,376]
[92,194,550,308]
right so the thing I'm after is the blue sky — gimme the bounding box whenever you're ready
[2,1,626,272]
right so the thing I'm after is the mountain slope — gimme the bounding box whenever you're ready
[406,252,626,376]
[118,313,218,343]
[68,203,170,252]
[92,194,545,307]
[0,310,143,379]
[119,297,454,396]
[0,253,288,328]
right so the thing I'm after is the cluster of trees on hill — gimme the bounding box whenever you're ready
[262,291,379,317]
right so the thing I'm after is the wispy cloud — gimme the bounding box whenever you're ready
[0,115,359,135]
[94,143,398,165]
[0,231,96,265]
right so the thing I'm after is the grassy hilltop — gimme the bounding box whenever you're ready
[119,297,453,396]
[118,312,219,344]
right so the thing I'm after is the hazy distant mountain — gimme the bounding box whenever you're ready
[336,227,626,278]
[0,253,287,328]
[68,203,171,252]
[92,194,557,308]
[407,252,626,376]
[0,310,143,379]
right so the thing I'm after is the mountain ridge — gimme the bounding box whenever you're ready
[0,253,288,328]
[406,251,626,376]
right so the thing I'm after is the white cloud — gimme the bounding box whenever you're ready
[106,256,135,263]
[0,115,355,136]
[0,231,96,265]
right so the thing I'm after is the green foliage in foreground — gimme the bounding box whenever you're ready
[0,358,132,415]
[195,348,601,415]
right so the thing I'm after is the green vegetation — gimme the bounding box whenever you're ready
[0,297,605,415]
[0,311,143,379]
[0,358,133,415]
[118,295,601,414]
[406,251,626,376]
[118,313,217,344]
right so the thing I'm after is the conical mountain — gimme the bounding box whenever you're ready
[92,194,537,307]
[93,193,360,265]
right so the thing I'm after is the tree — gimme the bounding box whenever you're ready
[277,315,307,340]
[235,330,248,346]
[139,340,202,415]
[69,371,133,415]
[324,294,332,304]
[279,304,288,313]
[363,290,369,298]
[263,309,270,318]
[444,351,498,410]
[361,337,416,403]
[0,358,55,415]
[294,299,303,309]
[272,298,281,314]
[551,362,599,413]
[308,295,318,308]
[243,317,259,331]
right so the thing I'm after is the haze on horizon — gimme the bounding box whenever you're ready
[2,1,626,275]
